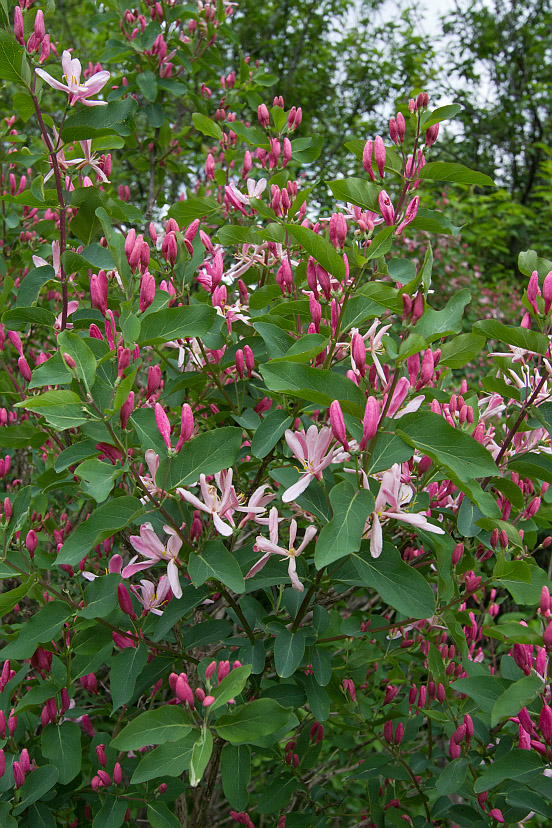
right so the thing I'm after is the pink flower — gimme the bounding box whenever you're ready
[130,575,171,616]
[36,50,110,106]
[246,507,317,591]
[178,468,265,536]
[366,464,444,558]
[122,523,182,598]
[282,425,338,503]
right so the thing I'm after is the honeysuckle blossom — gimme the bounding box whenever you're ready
[282,425,338,503]
[36,50,110,106]
[366,464,445,558]
[130,575,171,616]
[33,240,61,276]
[138,449,163,501]
[246,507,317,591]
[225,178,267,212]
[122,523,183,599]
[178,468,266,536]
[54,300,79,331]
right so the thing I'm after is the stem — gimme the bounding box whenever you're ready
[31,82,69,330]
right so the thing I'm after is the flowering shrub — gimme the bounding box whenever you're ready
[1,2,552,828]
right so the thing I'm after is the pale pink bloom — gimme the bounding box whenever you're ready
[33,240,61,276]
[122,523,182,598]
[282,425,338,503]
[366,464,444,558]
[139,449,163,501]
[36,50,110,106]
[130,575,171,616]
[246,507,317,591]
[237,485,274,529]
[54,300,79,332]
[178,468,265,537]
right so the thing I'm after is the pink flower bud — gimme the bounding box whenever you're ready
[96,744,107,766]
[362,140,375,181]
[448,737,461,759]
[378,190,395,226]
[175,403,194,452]
[374,135,385,178]
[0,749,4,779]
[113,762,123,785]
[257,104,269,127]
[205,661,217,680]
[154,403,172,450]
[97,770,111,786]
[329,400,349,451]
[120,391,134,430]
[161,231,178,266]
[218,661,230,683]
[394,722,403,744]
[19,748,30,774]
[489,809,504,823]
[387,377,410,417]
[360,396,379,449]
[205,153,215,181]
[389,118,399,144]
[175,674,194,709]
[425,123,439,147]
[139,271,155,313]
[18,356,32,382]
[540,703,552,742]
[14,7,24,45]
[118,584,137,619]
[202,695,215,707]
[13,761,25,789]
[383,720,393,743]
[26,529,37,556]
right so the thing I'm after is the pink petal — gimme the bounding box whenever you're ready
[281,473,313,503]
[245,552,272,579]
[121,559,156,578]
[35,69,71,93]
[167,559,182,599]
[370,513,383,559]
[295,525,318,555]
[288,558,304,592]
[213,512,233,537]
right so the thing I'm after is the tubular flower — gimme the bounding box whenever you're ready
[366,464,445,558]
[178,468,265,537]
[122,523,183,598]
[282,425,338,503]
[246,507,317,591]
[36,50,110,106]
[130,575,171,616]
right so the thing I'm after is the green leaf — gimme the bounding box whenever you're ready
[473,319,549,355]
[366,226,395,259]
[211,665,252,710]
[258,776,298,813]
[508,452,552,486]
[413,289,471,341]
[110,642,148,711]
[366,430,414,474]
[214,699,291,743]
[452,676,510,713]
[420,103,462,129]
[158,427,243,489]
[192,112,222,140]
[274,630,306,678]
[111,707,192,750]
[16,389,89,430]
[350,542,436,619]
[315,481,375,568]
[27,803,56,828]
[340,294,385,332]
[311,647,332,685]
[440,333,486,368]
[147,803,182,828]
[328,177,381,213]
[79,573,120,619]
[139,305,216,345]
[15,680,63,713]
[12,766,59,816]
[0,30,29,85]
[190,727,213,787]
[131,734,196,783]
[61,99,138,142]
[217,225,260,245]
[168,196,219,225]
[181,619,233,650]
[260,362,365,417]
[490,673,543,727]
[29,351,73,389]
[410,208,463,236]
[188,540,245,592]
[221,744,250,810]
[518,249,552,282]
[41,722,82,784]
[473,749,543,793]
[419,161,495,187]
[91,799,128,828]
[54,440,98,471]
[397,411,500,516]
[74,458,119,503]
[1,601,73,659]
[1,307,55,329]
[291,135,324,163]
[57,330,96,390]
[57,496,143,566]
[435,758,469,796]
[286,223,345,280]
[136,70,157,101]
[0,577,33,617]
[254,321,294,357]
[304,675,330,720]
[0,804,16,828]
[15,265,54,307]
[251,410,293,459]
